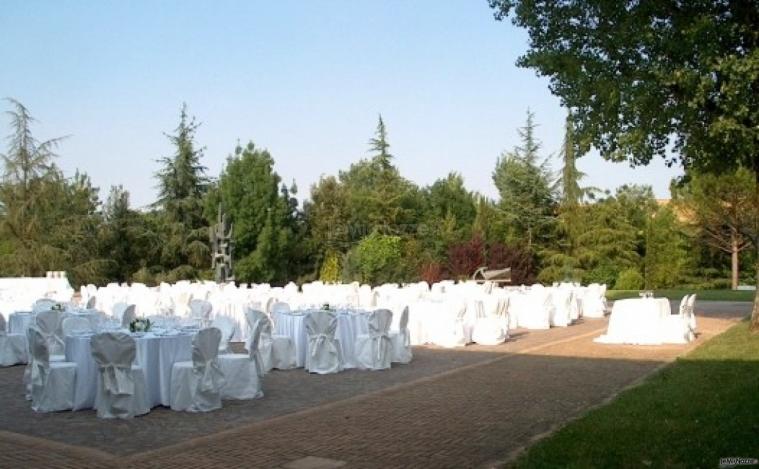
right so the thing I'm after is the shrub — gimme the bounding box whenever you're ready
[419,261,444,284]
[584,263,619,287]
[447,234,485,279]
[343,231,403,285]
[615,268,644,290]
[487,241,536,284]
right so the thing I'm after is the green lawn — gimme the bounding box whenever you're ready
[608,289,756,302]
[512,321,759,468]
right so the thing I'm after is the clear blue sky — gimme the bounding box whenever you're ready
[1,0,681,208]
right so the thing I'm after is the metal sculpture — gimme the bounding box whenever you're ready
[210,205,234,283]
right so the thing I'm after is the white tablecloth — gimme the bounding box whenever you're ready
[595,298,671,345]
[406,300,469,345]
[65,332,193,410]
[273,310,370,368]
[8,312,33,334]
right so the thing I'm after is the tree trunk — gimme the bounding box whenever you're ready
[731,231,739,290]
[752,242,759,331]
[752,167,759,332]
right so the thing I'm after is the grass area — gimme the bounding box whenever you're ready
[608,289,756,302]
[512,321,759,468]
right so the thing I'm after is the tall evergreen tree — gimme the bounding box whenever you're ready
[492,110,556,249]
[368,114,392,169]
[208,142,300,283]
[0,99,105,285]
[153,104,210,276]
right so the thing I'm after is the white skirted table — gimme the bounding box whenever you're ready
[595,298,672,345]
[273,309,370,368]
[65,332,193,410]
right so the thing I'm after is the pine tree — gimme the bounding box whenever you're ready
[492,110,556,249]
[368,114,392,168]
[153,104,210,275]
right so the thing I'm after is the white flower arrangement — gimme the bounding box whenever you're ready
[129,317,152,333]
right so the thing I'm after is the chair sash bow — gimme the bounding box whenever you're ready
[99,364,134,395]
[194,358,224,392]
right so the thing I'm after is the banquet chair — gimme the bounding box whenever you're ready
[174,292,193,317]
[247,309,294,371]
[112,302,129,322]
[62,316,92,337]
[85,296,97,309]
[304,310,343,374]
[356,309,393,370]
[33,299,57,314]
[27,327,77,412]
[120,305,137,329]
[90,332,150,419]
[518,289,552,329]
[264,297,276,315]
[270,302,291,315]
[662,294,697,344]
[686,294,698,331]
[218,318,264,400]
[389,306,412,364]
[550,289,573,327]
[211,316,236,354]
[472,299,509,346]
[189,299,212,326]
[170,327,225,412]
[581,284,607,318]
[430,302,468,348]
[0,313,27,366]
[35,310,65,358]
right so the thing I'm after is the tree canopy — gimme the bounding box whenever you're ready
[490,0,759,328]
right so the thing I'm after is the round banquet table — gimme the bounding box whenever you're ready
[406,300,469,346]
[8,312,33,334]
[273,310,370,368]
[65,332,193,410]
[597,298,671,345]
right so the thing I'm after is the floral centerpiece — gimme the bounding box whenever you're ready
[51,303,65,311]
[129,317,152,333]
[321,303,332,311]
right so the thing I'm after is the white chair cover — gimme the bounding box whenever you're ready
[271,302,291,315]
[61,316,91,337]
[219,319,264,400]
[471,299,508,345]
[356,309,393,370]
[304,310,342,374]
[121,305,137,329]
[550,289,572,327]
[390,306,412,364]
[170,327,225,412]
[33,299,56,314]
[430,302,468,348]
[28,327,76,412]
[581,284,607,318]
[245,308,274,374]
[112,302,129,322]
[0,312,27,366]
[189,299,212,322]
[35,310,65,357]
[211,316,236,354]
[662,294,697,344]
[90,332,150,419]
[255,309,296,370]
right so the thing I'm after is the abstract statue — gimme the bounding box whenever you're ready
[210,205,234,283]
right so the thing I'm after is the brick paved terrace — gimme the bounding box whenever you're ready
[0,301,749,468]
